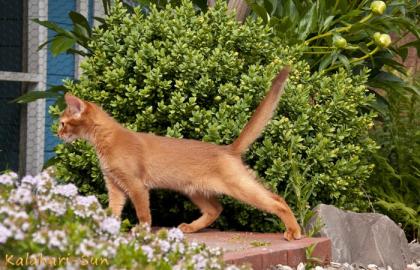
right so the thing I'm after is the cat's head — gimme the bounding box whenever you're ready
[58,93,93,142]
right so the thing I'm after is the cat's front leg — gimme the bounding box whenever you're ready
[128,182,152,225]
[105,176,127,217]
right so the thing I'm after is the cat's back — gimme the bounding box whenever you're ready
[138,132,231,158]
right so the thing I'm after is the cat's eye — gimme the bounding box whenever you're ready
[60,121,65,128]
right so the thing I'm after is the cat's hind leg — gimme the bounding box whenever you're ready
[178,194,222,233]
[221,164,302,241]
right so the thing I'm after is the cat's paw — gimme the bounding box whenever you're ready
[284,227,303,241]
[178,223,197,233]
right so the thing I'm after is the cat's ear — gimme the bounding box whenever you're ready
[64,93,86,117]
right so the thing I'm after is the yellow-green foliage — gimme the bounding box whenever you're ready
[50,1,377,231]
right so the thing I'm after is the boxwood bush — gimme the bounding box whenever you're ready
[49,0,377,232]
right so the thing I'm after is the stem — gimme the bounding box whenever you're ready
[323,46,380,72]
[303,51,335,54]
[345,46,360,50]
[305,25,352,44]
[359,13,373,24]
[310,46,334,49]
[305,12,374,45]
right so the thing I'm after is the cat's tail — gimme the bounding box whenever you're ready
[229,66,290,155]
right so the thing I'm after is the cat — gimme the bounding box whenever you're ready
[58,67,302,240]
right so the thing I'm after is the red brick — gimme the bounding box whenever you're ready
[185,231,331,270]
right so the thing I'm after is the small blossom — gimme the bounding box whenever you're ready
[168,227,184,241]
[192,254,207,270]
[52,184,78,198]
[100,217,121,235]
[175,242,185,253]
[0,174,15,185]
[0,223,12,243]
[77,239,96,257]
[75,195,98,207]
[39,201,67,216]
[47,230,68,251]
[141,245,154,261]
[21,175,41,187]
[9,187,32,205]
[33,231,47,244]
[158,239,171,253]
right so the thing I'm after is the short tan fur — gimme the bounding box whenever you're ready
[58,67,302,241]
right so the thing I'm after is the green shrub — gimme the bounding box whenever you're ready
[50,1,377,231]
[368,78,420,241]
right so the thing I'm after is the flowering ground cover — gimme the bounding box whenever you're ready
[0,172,249,270]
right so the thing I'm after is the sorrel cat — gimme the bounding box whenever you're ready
[58,67,302,240]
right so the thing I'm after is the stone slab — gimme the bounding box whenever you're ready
[185,231,331,269]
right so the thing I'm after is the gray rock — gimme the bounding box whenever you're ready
[306,204,414,270]
[409,242,420,260]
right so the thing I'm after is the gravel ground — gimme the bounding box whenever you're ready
[269,260,420,270]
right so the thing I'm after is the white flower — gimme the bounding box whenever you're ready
[33,231,46,244]
[21,175,41,187]
[0,223,12,243]
[14,230,25,240]
[74,195,100,218]
[297,262,305,270]
[0,173,15,185]
[192,254,207,270]
[9,186,32,204]
[141,245,154,261]
[168,227,184,241]
[22,222,30,231]
[100,217,121,235]
[47,230,68,251]
[101,245,117,257]
[77,239,96,257]
[52,184,78,198]
[75,195,98,207]
[175,242,185,254]
[39,201,66,216]
[158,239,171,253]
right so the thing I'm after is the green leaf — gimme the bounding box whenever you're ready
[50,35,76,56]
[69,11,91,36]
[102,0,111,15]
[298,4,317,41]
[32,19,66,34]
[321,15,335,32]
[11,90,63,104]
[250,3,268,23]
[319,53,333,71]
[338,54,350,71]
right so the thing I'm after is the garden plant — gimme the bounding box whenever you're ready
[0,171,248,270]
[241,0,419,240]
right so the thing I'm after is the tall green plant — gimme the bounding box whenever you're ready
[246,0,419,239]
[369,77,420,240]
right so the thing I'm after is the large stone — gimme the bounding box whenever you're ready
[306,204,414,269]
[409,242,420,260]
